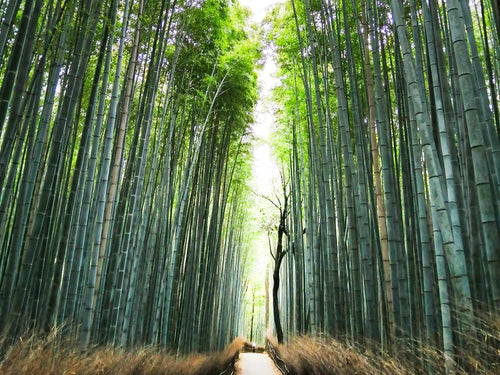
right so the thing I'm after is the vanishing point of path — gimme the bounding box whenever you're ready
[236,352,282,375]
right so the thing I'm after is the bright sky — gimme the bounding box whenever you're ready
[250,61,280,198]
[239,0,284,284]
[239,0,284,198]
[239,0,279,23]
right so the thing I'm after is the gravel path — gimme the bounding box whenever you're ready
[235,352,282,375]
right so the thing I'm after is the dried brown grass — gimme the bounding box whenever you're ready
[0,331,245,375]
[267,335,409,375]
[266,314,500,375]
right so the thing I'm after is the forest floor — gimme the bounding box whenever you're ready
[235,352,282,375]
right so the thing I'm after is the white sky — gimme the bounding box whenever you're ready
[239,0,284,283]
[238,0,284,198]
[239,0,280,23]
[250,61,280,198]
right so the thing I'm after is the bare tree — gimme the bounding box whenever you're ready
[263,175,290,344]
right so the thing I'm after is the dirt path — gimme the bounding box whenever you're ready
[235,352,282,375]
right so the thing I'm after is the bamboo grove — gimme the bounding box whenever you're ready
[0,0,260,352]
[268,0,500,371]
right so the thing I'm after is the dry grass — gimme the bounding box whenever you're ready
[0,331,245,375]
[267,335,409,375]
[1,312,498,374]
[266,314,500,375]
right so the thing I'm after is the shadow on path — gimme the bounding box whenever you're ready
[235,352,282,375]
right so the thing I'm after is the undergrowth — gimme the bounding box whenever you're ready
[0,330,244,375]
[267,335,409,375]
[266,312,500,375]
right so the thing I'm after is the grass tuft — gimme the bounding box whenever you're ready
[267,335,409,375]
[266,314,500,375]
[0,331,245,375]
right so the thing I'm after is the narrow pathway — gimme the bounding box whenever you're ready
[236,353,282,375]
